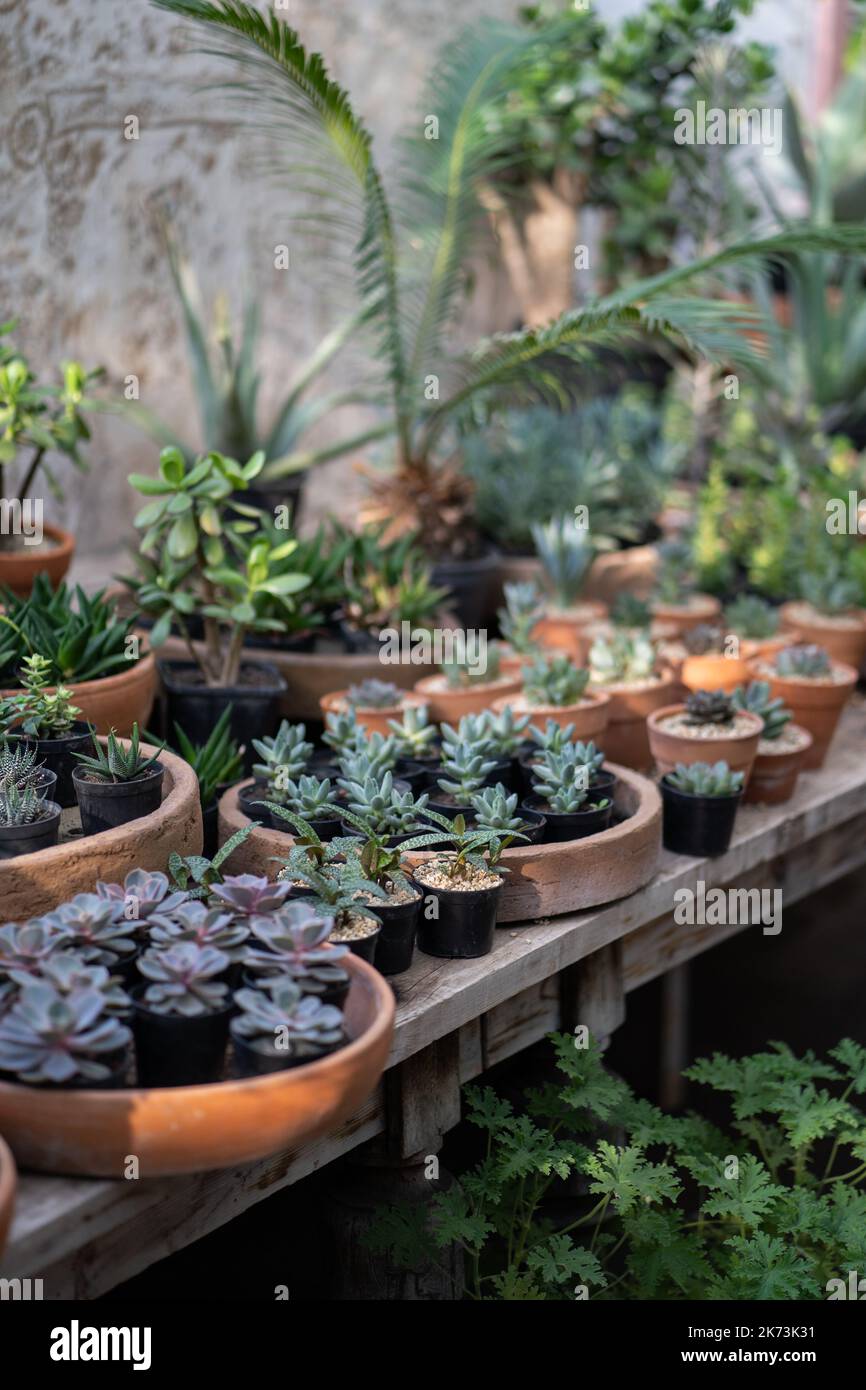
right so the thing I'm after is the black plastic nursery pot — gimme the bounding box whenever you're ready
[660,778,742,858]
[131,993,232,1087]
[522,794,613,844]
[430,548,501,630]
[364,890,423,975]
[230,1030,341,1078]
[512,808,547,845]
[73,763,165,837]
[333,918,381,964]
[159,660,287,772]
[413,872,502,959]
[273,808,342,840]
[423,794,477,822]
[11,723,91,809]
[237,782,271,823]
[0,800,62,860]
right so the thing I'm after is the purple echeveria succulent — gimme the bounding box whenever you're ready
[147,900,249,962]
[231,980,344,1059]
[20,950,132,1016]
[137,942,230,1017]
[245,901,348,994]
[96,869,191,924]
[0,981,131,1084]
[208,874,293,918]
[0,919,72,981]
[42,894,138,964]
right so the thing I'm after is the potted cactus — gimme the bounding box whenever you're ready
[731,681,812,805]
[319,679,428,738]
[230,980,346,1077]
[660,760,744,857]
[529,516,606,659]
[679,623,751,695]
[588,632,677,770]
[0,654,91,807]
[749,643,858,769]
[647,688,764,785]
[405,814,510,959]
[495,653,610,743]
[725,595,792,661]
[0,751,61,859]
[0,980,132,1088]
[414,646,522,722]
[132,941,233,1086]
[244,902,352,1007]
[780,557,866,670]
[521,745,613,842]
[470,782,545,844]
[72,725,165,835]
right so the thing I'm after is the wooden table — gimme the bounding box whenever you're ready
[5,700,866,1299]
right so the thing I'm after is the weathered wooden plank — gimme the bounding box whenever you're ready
[384,1034,462,1158]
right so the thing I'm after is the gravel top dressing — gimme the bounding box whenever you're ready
[329,913,380,941]
[784,602,866,631]
[360,882,420,907]
[659,712,758,739]
[591,674,666,693]
[756,660,853,686]
[758,726,812,755]
[414,860,501,892]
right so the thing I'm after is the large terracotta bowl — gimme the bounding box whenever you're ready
[0,744,202,920]
[0,1135,15,1258]
[0,954,394,1178]
[0,651,157,737]
[218,763,661,924]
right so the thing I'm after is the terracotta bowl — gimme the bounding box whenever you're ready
[492,689,610,743]
[646,703,764,785]
[319,689,428,737]
[218,764,661,924]
[779,602,866,671]
[0,522,74,597]
[0,744,202,920]
[0,651,157,738]
[0,953,394,1177]
[749,658,858,768]
[0,1134,16,1259]
[413,672,523,722]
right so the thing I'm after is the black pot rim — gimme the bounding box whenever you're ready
[9,722,92,748]
[660,776,743,803]
[73,762,165,792]
[522,793,609,818]
[130,986,233,1023]
[157,658,288,697]
[411,869,502,902]
[0,799,62,837]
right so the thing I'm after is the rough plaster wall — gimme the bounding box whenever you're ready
[1,0,818,575]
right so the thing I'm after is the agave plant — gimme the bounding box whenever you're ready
[0,783,50,827]
[153,2,857,558]
[731,681,792,741]
[73,724,163,784]
[0,740,47,790]
[245,901,350,995]
[171,705,245,808]
[137,942,230,1016]
[42,894,138,965]
[231,981,345,1059]
[522,654,589,708]
[209,873,294,917]
[147,901,250,961]
[0,982,131,1084]
[96,868,191,924]
[774,644,833,678]
[0,919,71,982]
[666,761,744,797]
[532,516,596,609]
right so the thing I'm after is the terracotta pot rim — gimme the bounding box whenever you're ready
[0,649,155,702]
[646,703,764,741]
[755,724,813,758]
[780,600,866,632]
[650,595,720,616]
[499,690,611,717]
[320,689,428,716]
[0,953,393,1106]
[590,670,675,696]
[414,674,520,696]
[747,659,859,691]
[0,521,75,563]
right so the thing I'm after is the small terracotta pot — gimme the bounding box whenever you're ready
[779,601,866,671]
[0,954,394,1177]
[0,653,157,738]
[590,671,678,771]
[492,689,610,743]
[0,522,74,597]
[744,726,813,804]
[0,1133,15,1258]
[319,689,428,737]
[741,632,798,662]
[750,658,858,768]
[413,672,523,722]
[680,650,752,695]
[532,601,608,660]
[646,703,764,784]
[650,594,722,638]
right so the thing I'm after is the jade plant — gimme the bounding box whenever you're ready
[684,690,735,726]
[252,720,313,784]
[126,445,310,686]
[137,942,230,1016]
[387,704,437,762]
[665,761,744,797]
[522,654,589,708]
[345,679,404,710]
[147,901,250,961]
[497,581,544,657]
[74,723,163,783]
[725,594,779,640]
[531,748,609,815]
[531,515,595,609]
[774,644,832,678]
[731,681,792,741]
[231,981,345,1060]
[0,653,82,738]
[589,632,656,684]
[0,981,131,1084]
